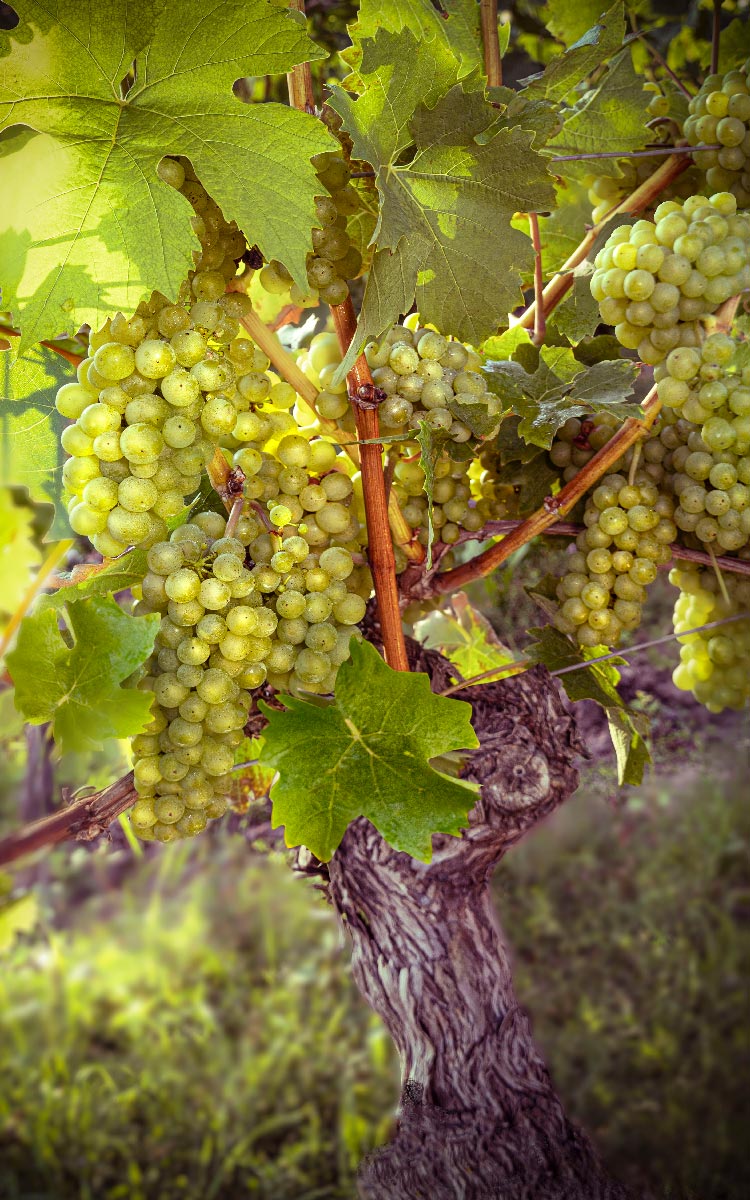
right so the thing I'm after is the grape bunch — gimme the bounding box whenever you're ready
[259,153,363,309]
[130,495,370,842]
[56,165,258,556]
[654,336,750,554]
[548,412,621,484]
[684,61,750,208]
[364,322,502,444]
[670,564,750,711]
[590,192,750,365]
[554,471,677,647]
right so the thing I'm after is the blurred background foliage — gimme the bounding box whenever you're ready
[1,719,748,1200]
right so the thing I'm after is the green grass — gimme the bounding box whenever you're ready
[497,766,750,1200]
[0,762,748,1199]
[0,844,397,1200]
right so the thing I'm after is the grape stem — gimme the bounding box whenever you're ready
[286,0,316,113]
[513,153,689,332]
[0,323,84,368]
[480,0,503,87]
[528,214,546,347]
[549,144,717,162]
[331,297,409,671]
[238,302,423,564]
[629,29,694,98]
[439,612,750,696]
[224,497,245,539]
[433,384,662,592]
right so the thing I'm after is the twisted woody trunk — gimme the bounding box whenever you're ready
[322,653,630,1200]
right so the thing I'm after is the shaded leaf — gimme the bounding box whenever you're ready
[7,596,159,753]
[0,340,72,537]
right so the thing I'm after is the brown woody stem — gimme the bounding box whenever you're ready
[331,299,409,671]
[480,0,502,87]
[0,773,137,868]
[435,385,661,592]
[286,0,316,112]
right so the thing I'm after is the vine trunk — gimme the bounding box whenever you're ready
[324,656,630,1200]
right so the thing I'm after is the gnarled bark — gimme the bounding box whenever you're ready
[325,660,630,1200]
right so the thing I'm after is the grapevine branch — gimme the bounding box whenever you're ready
[514,153,689,331]
[239,308,423,563]
[435,385,661,592]
[480,0,502,88]
[0,323,84,367]
[331,298,409,671]
[0,772,137,868]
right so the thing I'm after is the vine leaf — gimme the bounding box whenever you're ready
[7,596,159,754]
[484,351,639,449]
[547,51,653,181]
[0,489,42,617]
[38,549,148,612]
[520,1,625,102]
[329,28,555,378]
[260,638,479,862]
[0,340,71,537]
[344,0,485,85]
[526,625,651,785]
[415,592,515,682]
[0,1,332,348]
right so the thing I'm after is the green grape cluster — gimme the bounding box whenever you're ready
[554,472,677,647]
[548,412,622,483]
[670,564,750,711]
[654,337,750,554]
[259,154,363,309]
[56,166,258,556]
[364,322,502,445]
[130,493,370,842]
[590,192,750,365]
[684,61,750,207]
[391,454,496,556]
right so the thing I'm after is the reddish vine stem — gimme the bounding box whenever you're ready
[331,300,409,670]
[514,153,689,331]
[0,773,137,869]
[0,323,84,367]
[529,213,545,347]
[480,0,502,87]
[435,385,661,592]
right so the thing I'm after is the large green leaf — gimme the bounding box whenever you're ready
[0,0,332,348]
[330,31,555,376]
[7,596,159,753]
[0,340,71,536]
[260,638,479,862]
